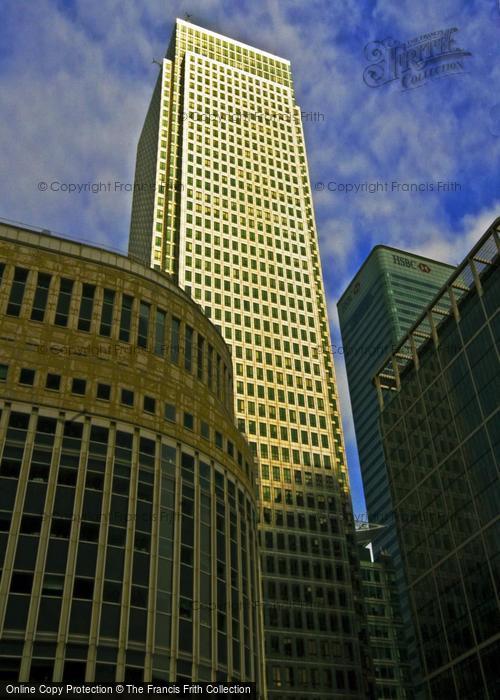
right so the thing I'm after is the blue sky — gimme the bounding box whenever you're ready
[1,0,499,516]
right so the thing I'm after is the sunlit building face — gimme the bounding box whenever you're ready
[0,224,261,684]
[130,19,369,697]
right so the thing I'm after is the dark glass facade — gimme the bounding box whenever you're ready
[375,220,500,699]
[338,248,454,548]
[338,246,454,696]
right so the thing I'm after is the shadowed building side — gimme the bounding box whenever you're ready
[338,245,455,697]
[374,219,500,699]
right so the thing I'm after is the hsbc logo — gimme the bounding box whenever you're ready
[418,262,431,273]
[392,254,432,273]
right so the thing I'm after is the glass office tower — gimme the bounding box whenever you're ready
[337,247,454,694]
[338,247,454,553]
[374,219,499,699]
[130,18,370,699]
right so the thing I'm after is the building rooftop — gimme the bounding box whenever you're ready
[337,243,455,306]
[176,17,291,65]
[0,215,227,345]
[373,217,500,399]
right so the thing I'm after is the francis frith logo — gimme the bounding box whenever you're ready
[363,27,472,91]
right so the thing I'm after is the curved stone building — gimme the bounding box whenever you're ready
[0,221,263,686]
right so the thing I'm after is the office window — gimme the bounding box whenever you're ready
[185,325,193,372]
[183,412,194,430]
[216,354,221,397]
[137,301,150,348]
[207,345,213,389]
[96,383,111,401]
[71,378,86,395]
[144,396,156,414]
[197,333,205,381]
[0,363,7,381]
[78,284,96,331]
[6,267,29,316]
[99,289,115,337]
[121,388,134,406]
[200,420,209,439]
[154,308,166,356]
[19,368,35,386]
[119,295,134,342]
[30,272,51,321]
[170,317,180,364]
[54,278,74,326]
[46,373,61,391]
[164,403,176,422]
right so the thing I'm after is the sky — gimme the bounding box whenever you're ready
[0,0,499,516]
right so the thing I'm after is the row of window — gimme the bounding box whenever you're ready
[181,28,289,68]
[261,530,343,558]
[8,571,150,606]
[0,265,339,469]
[265,605,352,636]
[265,581,350,610]
[179,33,291,87]
[0,264,232,406]
[261,466,333,486]
[235,376,327,404]
[264,555,346,583]
[183,260,313,304]
[184,227,311,276]
[187,144,302,196]
[0,649,154,684]
[268,634,348,660]
[0,365,246,472]
[0,408,260,678]
[262,508,339,532]
[247,439,334,471]
[234,342,320,367]
[268,664,358,691]
[187,60,291,105]
[185,135,300,191]
[183,277,315,326]
[236,359,320,382]
[245,418,330,448]
[260,487,336,512]
[182,176,304,230]
[185,234,307,278]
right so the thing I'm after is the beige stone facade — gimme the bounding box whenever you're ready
[0,221,264,685]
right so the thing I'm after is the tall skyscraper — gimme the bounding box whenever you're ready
[0,221,263,685]
[337,247,454,694]
[338,247,454,553]
[130,18,370,698]
[374,219,499,699]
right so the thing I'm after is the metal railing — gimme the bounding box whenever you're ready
[373,217,500,407]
